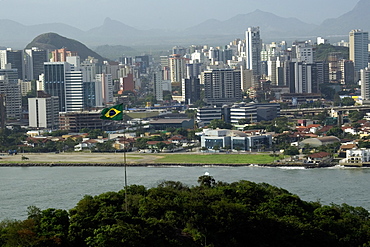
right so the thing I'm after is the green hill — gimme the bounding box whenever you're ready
[25,32,106,62]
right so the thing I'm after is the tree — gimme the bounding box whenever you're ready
[284,146,299,156]
[238,118,250,125]
[155,142,168,152]
[341,97,355,106]
[349,110,365,122]
[326,126,343,137]
[209,119,232,129]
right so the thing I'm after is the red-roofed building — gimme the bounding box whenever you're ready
[306,152,332,164]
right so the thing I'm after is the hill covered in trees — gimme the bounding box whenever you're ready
[25,32,106,62]
[1,176,369,246]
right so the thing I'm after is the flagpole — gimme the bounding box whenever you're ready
[124,133,128,212]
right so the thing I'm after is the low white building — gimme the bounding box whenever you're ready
[339,148,370,166]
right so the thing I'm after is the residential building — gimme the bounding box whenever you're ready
[245,27,262,76]
[51,48,77,62]
[361,67,370,100]
[95,73,113,105]
[340,148,370,166]
[169,54,187,84]
[0,69,22,119]
[203,69,242,105]
[28,92,59,129]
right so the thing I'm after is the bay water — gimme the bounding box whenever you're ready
[1,166,369,221]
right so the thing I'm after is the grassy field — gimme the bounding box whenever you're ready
[154,153,280,164]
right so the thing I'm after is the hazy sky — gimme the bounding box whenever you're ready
[0,0,359,30]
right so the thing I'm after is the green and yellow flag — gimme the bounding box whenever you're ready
[100,103,124,120]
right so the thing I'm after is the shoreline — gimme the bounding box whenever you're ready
[0,162,332,168]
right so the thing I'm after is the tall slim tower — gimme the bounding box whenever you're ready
[349,29,369,72]
[245,27,262,76]
[361,67,370,100]
[169,54,187,84]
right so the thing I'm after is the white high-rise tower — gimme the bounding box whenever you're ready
[245,27,262,76]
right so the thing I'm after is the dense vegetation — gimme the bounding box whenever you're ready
[314,43,349,61]
[1,176,369,246]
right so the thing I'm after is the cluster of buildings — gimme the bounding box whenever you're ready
[0,26,368,133]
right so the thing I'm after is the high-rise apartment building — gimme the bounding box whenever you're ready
[51,48,77,62]
[361,67,370,100]
[349,29,369,72]
[28,92,59,129]
[0,69,22,120]
[95,73,113,106]
[169,54,187,84]
[203,69,242,105]
[245,27,262,76]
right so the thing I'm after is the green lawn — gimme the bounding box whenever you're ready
[155,153,280,164]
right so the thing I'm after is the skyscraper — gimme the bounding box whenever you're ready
[24,47,48,80]
[245,27,262,76]
[349,29,369,72]
[44,61,84,112]
[0,48,24,80]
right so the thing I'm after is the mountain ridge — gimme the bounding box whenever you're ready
[0,0,368,49]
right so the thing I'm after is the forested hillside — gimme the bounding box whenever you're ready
[1,176,369,246]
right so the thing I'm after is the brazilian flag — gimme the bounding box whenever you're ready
[100,103,124,120]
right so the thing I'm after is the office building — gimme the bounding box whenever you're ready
[59,111,110,132]
[349,29,369,72]
[182,77,200,105]
[44,61,84,112]
[0,48,24,80]
[287,62,318,94]
[24,47,48,80]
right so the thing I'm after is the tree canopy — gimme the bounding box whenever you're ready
[1,176,370,246]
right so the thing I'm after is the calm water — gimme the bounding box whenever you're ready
[1,166,369,220]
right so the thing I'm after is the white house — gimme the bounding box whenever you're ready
[339,148,370,166]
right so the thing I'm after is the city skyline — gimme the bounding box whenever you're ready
[0,0,359,31]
